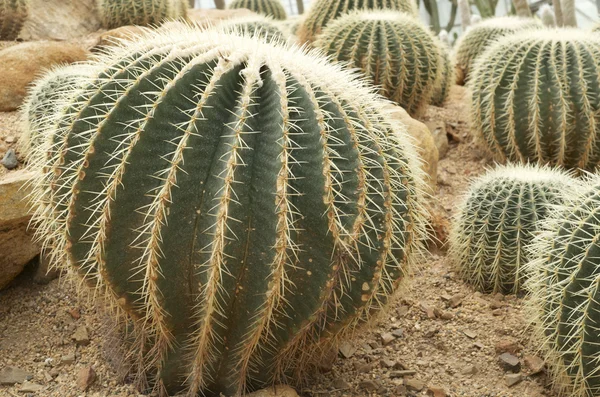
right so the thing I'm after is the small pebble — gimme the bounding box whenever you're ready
[1,148,18,169]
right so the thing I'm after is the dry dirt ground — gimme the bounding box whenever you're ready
[0,86,554,397]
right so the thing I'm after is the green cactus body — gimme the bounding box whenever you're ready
[454,16,542,82]
[0,0,28,40]
[220,15,285,42]
[450,164,579,294]
[228,0,287,20]
[298,0,418,43]
[97,0,184,29]
[526,176,600,396]
[471,29,600,170]
[432,41,454,107]
[28,26,426,396]
[314,11,443,117]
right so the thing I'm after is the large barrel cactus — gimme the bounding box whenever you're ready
[28,26,426,396]
[454,16,542,82]
[526,176,600,396]
[228,0,287,20]
[298,0,418,44]
[0,0,28,40]
[314,11,443,117]
[432,40,454,107]
[471,29,600,171]
[449,164,580,294]
[97,0,185,29]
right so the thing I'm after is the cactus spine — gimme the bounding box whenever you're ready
[314,11,443,117]
[97,0,186,29]
[220,15,285,42]
[454,16,541,82]
[526,176,600,397]
[228,0,287,20]
[450,164,579,294]
[0,0,28,40]
[471,29,600,170]
[298,0,418,44]
[28,26,426,396]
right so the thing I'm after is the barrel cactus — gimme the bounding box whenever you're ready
[449,164,580,294]
[228,0,287,20]
[471,29,600,171]
[0,0,28,40]
[432,41,454,107]
[97,0,186,29]
[526,176,600,396]
[454,16,542,82]
[220,15,284,42]
[314,11,443,117]
[298,0,418,44]
[28,26,426,396]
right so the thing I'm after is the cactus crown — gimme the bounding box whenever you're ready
[228,0,287,20]
[471,29,600,170]
[454,16,542,81]
[314,10,443,117]
[298,0,418,43]
[0,0,29,40]
[526,176,600,397]
[96,0,186,29]
[219,15,285,41]
[449,164,579,294]
[27,25,427,396]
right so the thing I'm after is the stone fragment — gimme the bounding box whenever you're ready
[77,366,96,391]
[495,339,522,355]
[19,381,44,393]
[338,342,356,359]
[380,332,395,345]
[390,369,417,378]
[448,294,463,308]
[505,373,523,387]
[380,359,396,368]
[461,365,478,375]
[405,378,425,391]
[359,380,379,391]
[462,329,477,339]
[1,149,18,169]
[72,326,90,346]
[524,355,545,375]
[499,353,521,372]
[0,366,33,385]
[428,385,447,397]
[391,328,404,338]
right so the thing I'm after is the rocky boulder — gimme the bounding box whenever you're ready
[20,0,100,41]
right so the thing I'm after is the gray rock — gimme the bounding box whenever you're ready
[338,342,356,359]
[358,380,379,391]
[405,378,425,391]
[72,326,90,346]
[499,353,521,372]
[505,373,523,387]
[0,366,33,385]
[391,328,404,338]
[390,369,417,378]
[1,149,17,169]
[19,380,44,393]
[380,332,395,345]
[61,353,76,365]
[461,365,478,375]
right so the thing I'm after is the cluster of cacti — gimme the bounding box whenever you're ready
[526,176,600,397]
[449,164,580,294]
[0,0,28,40]
[314,11,443,117]
[297,0,418,43]
[220,15,284,42]
[228,0,286,20]
[432,39,454,107]
[97,0,186,29]
[453,16,542,82]
[27,25,427,396]
[471,29,600,171]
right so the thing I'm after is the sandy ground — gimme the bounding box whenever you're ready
[0,86,554,397]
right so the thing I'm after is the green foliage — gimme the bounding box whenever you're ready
[314,11,442,117]
[471,29,600,170]
[28,26,427,397]
[0,0,28,40]
[97,0,186,29]
[228,0,287,20]
[526,176,600,397]
[298,0,418,43]
[221,15,285,41]
[454,16,541,81]
[450,164,579,294]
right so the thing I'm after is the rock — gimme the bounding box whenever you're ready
[72,326,90,346]
[494,339,522,355]
[380,359,396,368]
[331,378,349,390]
[0,366,33,385]
[499,353,521,372]
[380,332,396,345]
[473,342,485,349]
[0,41,89,111]
[76,366,96,391]
[20,0,100,41]
[354,361,372,373]
[358,380,379,391]
[425,121,449,158]
[19,381,44,393]
[505,373,523,387]
[461,365,478,375]
[90,25,148,52]
[1,149,17,169]
[524,355,545,375]
[338,342,356,359]
[0,171,40,290]
[68,308,81,320]
[462,329,477,339]
[428,385,447,397]
[384,104,439,191]
[405,378,425,391]
[390,369,417,378]
[61,353,76,365]
[391,328,404,338]
[420,302,436,319]
[448,294,463,308]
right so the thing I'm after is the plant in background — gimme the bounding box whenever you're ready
[471,29,600,171]
[27,25,427,397]
[297,0,418,44]
[432,38,454,106]
[97,0,186,29]
[449,164,580,294]
[526,176,600,397]
[539,4,556,27]
[314,11,443,117]
[0,0,28,40]
[220,15,285,41]
[454,16,542,83]
[228,0,287,20]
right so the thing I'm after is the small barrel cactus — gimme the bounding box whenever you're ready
[298,0,418,44]
[526,176,600,396]
[220,15,284,41]
[471,29,600,171]
[314,11,443,117]
[28,26,426,396]
[432,40,454,107]
[228,0,287,20]
[454,16,542,82]
[539,4,556,27]
[449,164,580,294]
[0,0,28,40]
[97,0,185,29]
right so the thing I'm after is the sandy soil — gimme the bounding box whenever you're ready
[0,86,554,397]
